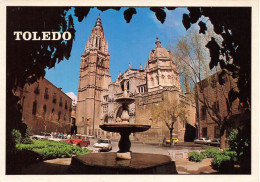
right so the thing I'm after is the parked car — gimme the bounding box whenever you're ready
[194,138,211,145]
[208,139,220,147]
[48,134,68,142]
[31,132,51,140]
[166,138,179,144]
[65,134,90,147]
[93,138,112,152]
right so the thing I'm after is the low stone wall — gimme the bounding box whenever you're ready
[168,149,201,161]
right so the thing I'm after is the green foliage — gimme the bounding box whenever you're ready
[211,148,237,173]
[201,148,219,158]
[227,129,248,165]
[16,140,90,160]
[228,129,239,151]
[21,127,33,144]
[12,129,22,144]
[212,154,232,171]
[221,148,237,163]
[188,151,206,162]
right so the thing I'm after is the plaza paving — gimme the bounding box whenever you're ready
[20,141,218,174]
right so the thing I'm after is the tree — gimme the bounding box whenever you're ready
[181,8,251,112]
[152,100,188,147]
[172,28,237,149]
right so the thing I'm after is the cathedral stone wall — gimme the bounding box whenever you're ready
[134,89,196,143]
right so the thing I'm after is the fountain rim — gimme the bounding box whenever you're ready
[99,123,151,133]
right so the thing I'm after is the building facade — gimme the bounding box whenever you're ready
[196,73,246,140]
[16,78,72,134]
[76,16,196,142]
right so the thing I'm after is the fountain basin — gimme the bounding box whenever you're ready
[69,152,178,174]
[100,123,150,133]
[115,97,135,105]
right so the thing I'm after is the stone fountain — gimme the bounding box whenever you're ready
[99,88,150,160]
[69,88,177,174]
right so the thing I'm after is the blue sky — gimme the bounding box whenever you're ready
[45,7,189,95]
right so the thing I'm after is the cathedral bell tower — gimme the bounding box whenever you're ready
[76,15,111,135]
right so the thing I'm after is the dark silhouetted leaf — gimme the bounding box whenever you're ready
[228,88,238,105]
[214,24,223,34]
[182,14,191,30]
[74,7,91,22]
[188,8,201,24]
[97,7,121,12]
[166,7,177,10]
[206,38,221,70]
[198,21,207,34]
[218,70,226,85]
[219,59,226,69]
[124,8,137,23]
[150,7,166,24]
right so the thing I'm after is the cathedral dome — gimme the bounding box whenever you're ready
[148,37,171,60]
[154,47,170,58]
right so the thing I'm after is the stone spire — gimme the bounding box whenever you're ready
[95,13,102,27]
[84,14,108,52]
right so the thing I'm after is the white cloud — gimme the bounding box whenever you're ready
[66,92,77,105]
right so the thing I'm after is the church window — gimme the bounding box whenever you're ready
[214,126,220,138]
[65,101,68,109]
[43,104,47,113]
[161,75,165,84]
[58,111,61,121]
[202,127,207,138]
[201,106,207,120]
[53,93,56,103]
[44,88,49,99]
[213,101,219,113]
[121,83,124,91]
[59,97,63,107]
[34,83,40,94]
[127,82,130,90]
[32,101,37,115]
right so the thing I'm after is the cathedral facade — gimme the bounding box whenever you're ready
[76,16,196,142]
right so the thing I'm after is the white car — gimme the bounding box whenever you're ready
[194,138,211,145]
[48,134,68,142]
[31,132,51,140]
[93,139,112,152]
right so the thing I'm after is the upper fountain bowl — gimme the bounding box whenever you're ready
[100,123,151,133]
[115,97,135,105]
